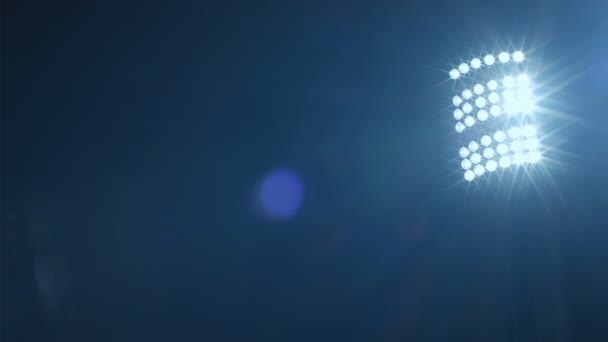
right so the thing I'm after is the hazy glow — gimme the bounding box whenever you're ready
[510,140,523,152]
[461,158,472,170]
[503,76,515,88]
[468,141,479,152]
[473,84,484,95]
[475,97,486,108]
[499,156,511,168]
[474,164,485,176]
[513,153,525,165]
[462,89,473,100]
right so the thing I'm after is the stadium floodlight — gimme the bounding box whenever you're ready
[448,49,542,182]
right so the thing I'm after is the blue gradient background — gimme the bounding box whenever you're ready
[3,0,608,341]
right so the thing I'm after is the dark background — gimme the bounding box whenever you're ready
[2,0,608,341]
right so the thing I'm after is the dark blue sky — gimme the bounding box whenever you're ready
[3,0,608,341]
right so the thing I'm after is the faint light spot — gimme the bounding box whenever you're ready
[258,168,304,220]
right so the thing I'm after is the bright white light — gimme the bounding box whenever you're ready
[470,58,482,69]
[470,153,482,164]
[490,105,502,117]
[525,150,542,163]
[483,147,495,159]
[459,63,470,74]
[512,51,525,63]
[484,54,495,66]
[513,153,525,165]
[480,135,492,146]
[461,158,472,170]
[499,156,511,168]
[454,109,464,120]
[475,97,486,108]
[498,52,510,63]
[462,89,473,100]
[497,143,509,155]
[474,164,485,176]
[486,160,498,172]
[516,74,530,87]
[477,110,488,121]
[524,138,539,150]
[487,80,498,91]
[522,125,537,137]
[510,140,523,152]
[503,89,515,102]
[488,92,499,103]
[455,122,465,133]
[464,115,475,127]
[464,170,475,182]
[503,76,515,88]
[468,141,479,152]
[473,84,484,95]
[494,131,506,142]
[453,95,463,106]
[450,69,460,80]
[462,103,473,114]
[459,147,470,158]
[508,127,521,138]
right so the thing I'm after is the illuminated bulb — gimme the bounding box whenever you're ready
[454,109,464,120]
[493,131,506,142]
[473,84,484,95]
[464,115,475,127]
[450,69,460,79]
[453,95,463,106]
[512,51,524,62]
[459,147,470,158]
[498,52,510,63]
[459,63,470,74]
[484,54,495,65]
[455,122,465,133]
[487,80,498,91]
[474,164,485,176]
[480,135,492,146]
[470,58,482,69]
[470,153,482,164]
[477,110,489,121]
[486,160,497,172]
[461,159,472,170]
[464,170,475,181]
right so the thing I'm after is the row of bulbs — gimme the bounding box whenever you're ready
[449,51,525,80]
